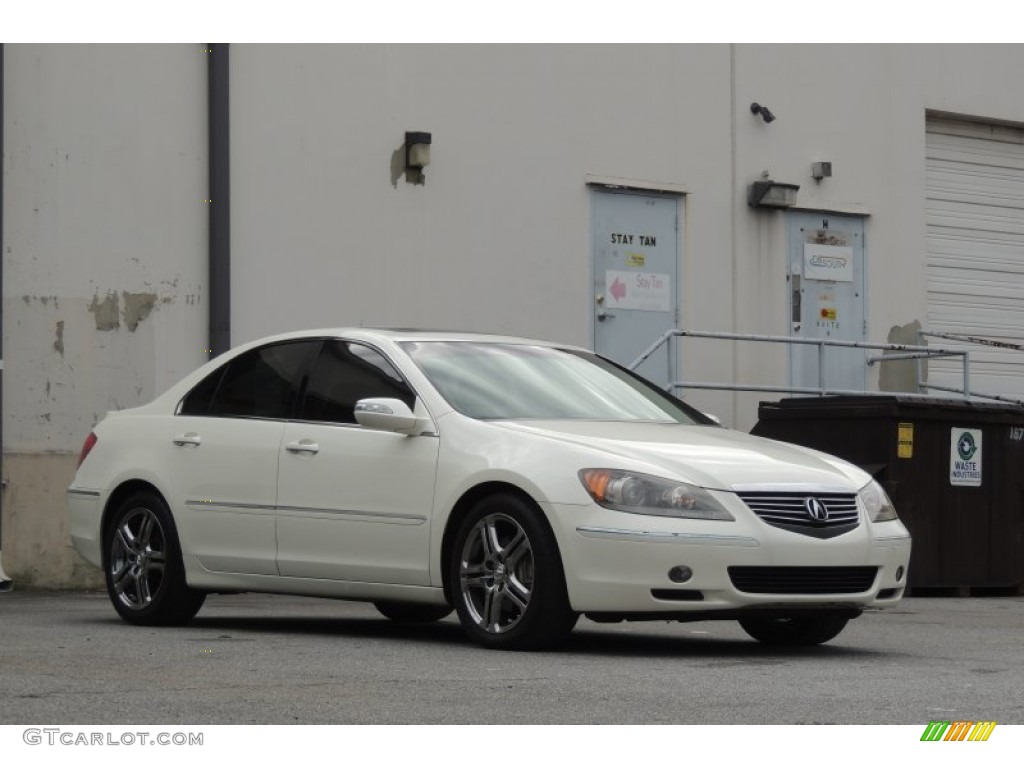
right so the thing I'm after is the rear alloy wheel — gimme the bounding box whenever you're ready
[450,494,577,650]
[104,491,205,626]
[374,601,452,623]
[739,613,850,646]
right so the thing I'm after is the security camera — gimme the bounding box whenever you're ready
[750,103,776,123]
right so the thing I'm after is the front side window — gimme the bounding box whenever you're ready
[299,341,416,424]
[180,341,318,419]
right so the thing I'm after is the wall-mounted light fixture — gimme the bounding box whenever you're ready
[748,179,800,209]
[812,161,833,181]
[750,102,776,123]
[405,131,432,171]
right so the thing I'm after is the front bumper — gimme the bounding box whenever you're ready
[547,495,911,615]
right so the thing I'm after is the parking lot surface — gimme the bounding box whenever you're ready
[1,590,1021,724]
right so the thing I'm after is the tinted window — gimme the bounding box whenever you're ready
[179,366,226,416]
[300,341,415,424]
[188,341,317,419]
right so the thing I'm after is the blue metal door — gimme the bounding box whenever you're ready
[592,190,680,388]
[788,213,866,392]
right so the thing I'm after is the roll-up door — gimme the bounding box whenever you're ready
[925,115,1024,399]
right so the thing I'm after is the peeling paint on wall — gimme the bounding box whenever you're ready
[122,291,158,332]
[53,320,65,355]
[88,291,120,331]
[881,320,924,393]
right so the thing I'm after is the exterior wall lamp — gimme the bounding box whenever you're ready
[750,103,776,123]
[748,180,800,209]
[405,131,432,171]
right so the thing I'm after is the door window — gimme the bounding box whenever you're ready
[300,341,415,424]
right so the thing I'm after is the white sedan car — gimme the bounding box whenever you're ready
[69,329,911,650]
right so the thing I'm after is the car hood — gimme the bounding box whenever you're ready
[488,420,869,491]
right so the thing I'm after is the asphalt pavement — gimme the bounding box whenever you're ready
[1,590,1021,724]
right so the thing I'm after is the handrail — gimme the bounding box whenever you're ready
[918,331,1024,405]
[628,329,977,400]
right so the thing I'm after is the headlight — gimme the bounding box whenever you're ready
[579,469,734,520]
[858,479,898,522]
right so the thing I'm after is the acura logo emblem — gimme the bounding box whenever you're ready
[804,497,829,522]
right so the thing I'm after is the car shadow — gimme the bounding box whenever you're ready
[88,611,894,660]
[562,626,890,660]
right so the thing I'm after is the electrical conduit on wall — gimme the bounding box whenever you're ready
[208,42,231,358]
[0,43,11,590]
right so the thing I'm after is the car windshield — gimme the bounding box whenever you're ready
[401,341,708,424]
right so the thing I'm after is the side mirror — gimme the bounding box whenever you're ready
[354,398,424,435]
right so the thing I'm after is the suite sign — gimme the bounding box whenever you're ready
[804,244,854,282]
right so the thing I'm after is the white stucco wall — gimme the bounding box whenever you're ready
[2,44,208,585]
[229,45,735,340]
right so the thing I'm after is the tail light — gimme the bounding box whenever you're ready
[77,432,98,468]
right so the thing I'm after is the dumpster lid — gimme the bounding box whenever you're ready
[757,394,1024,421]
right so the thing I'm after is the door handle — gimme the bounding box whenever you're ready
[285,440,320,455]
[173,432,202,447]
[597,310,616,321]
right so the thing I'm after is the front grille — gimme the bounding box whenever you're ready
[728,566,878,595]
[736,491,859,539]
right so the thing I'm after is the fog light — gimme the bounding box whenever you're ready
[668,566,693,583]
[896,566,904,582]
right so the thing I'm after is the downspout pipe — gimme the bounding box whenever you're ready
[0,43,11,591]
[208,43,231,358]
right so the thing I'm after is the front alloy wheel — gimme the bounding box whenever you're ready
[450,494,577,650]
[459,512,535,634]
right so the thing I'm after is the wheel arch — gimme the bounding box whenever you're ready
[440,481,562,604]
[100,479,170,542]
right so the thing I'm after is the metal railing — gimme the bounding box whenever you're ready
[918,331,1024,405]
[628,329,977,401]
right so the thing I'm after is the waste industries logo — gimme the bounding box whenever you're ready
[921,721,997,742]
[957,432,978,461]
[950,427,982,487]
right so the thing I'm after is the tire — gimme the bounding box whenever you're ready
[449,493,578,650]
[103,491,205,626]
[374,601,453,623]
[738,613,850,646]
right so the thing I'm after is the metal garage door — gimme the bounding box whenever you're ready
[925,115,1024,399]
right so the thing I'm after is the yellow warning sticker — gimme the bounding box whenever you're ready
[819,307,838,321]
[626,252,646,268]
[898,422,914,459]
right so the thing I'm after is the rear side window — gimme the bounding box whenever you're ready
[180,341,318,419]
[179,366,225,416]
[299,341,415,424]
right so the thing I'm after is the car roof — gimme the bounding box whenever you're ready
[251,327,584,350]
